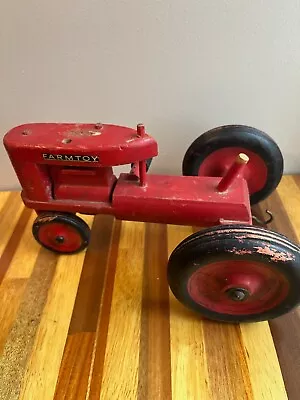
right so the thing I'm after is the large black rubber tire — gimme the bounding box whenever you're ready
[33,212,90,254]
[168,224,300,323]
[182,125,284,205]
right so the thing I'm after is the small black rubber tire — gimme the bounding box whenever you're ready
[168,224,300,323]
[182,125,284,205]
[32,212,90,254]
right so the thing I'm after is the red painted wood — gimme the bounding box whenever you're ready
[4,123,158,167]
[113,174,251,226]
[4,122,252,227]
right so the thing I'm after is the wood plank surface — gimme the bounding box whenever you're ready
[0,177,299,399]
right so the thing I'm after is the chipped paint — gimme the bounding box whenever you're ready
[67,129,101,137]
[193,228,300,253]
[254,246,295,262]
[227,247,253,255]
[88,130,102,136]
[37,216,57,223]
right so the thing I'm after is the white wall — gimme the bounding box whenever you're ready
[1,0,300,189]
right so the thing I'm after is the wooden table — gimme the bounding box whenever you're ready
[0,175,299,400]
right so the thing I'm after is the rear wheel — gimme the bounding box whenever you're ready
[168,224,300,323]
[182,125,283,204]
[32,212,90,254]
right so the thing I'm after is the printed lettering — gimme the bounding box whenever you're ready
[42,154,99,162]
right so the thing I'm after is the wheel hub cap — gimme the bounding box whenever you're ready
[226,287,249,302]
[188,260,289,315]
[55,235,65,244]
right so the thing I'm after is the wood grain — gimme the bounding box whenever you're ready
[19,215,93,400]
[138,223,171,400]
[100,221,145,400]
[54,214,114,399]
[87,219,122,399]
[168,225,210,400]
[253,176,300,400]
[0,249,58,400]
[0,211,37,354]
[203,322,253,400]
[240,322,286,399]
[0,180,299,399]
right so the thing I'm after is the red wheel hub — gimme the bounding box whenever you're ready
[188,260,289,315]
[38,222,83,253]
[198,147,268,194]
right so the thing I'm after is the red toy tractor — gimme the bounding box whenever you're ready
[4,122,300,323]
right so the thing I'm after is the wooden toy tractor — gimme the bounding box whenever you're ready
[4,122,300,322]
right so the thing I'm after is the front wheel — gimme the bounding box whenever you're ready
[168,224,300,323]
[32,212,90,254]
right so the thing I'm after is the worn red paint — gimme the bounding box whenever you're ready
[254,246,295,262]
[38,222,84,252]
[3,122,252,227]
[37,216,57,223]
[195,228,299,253]
[198,146,268,195]
[217,153,248,192]
[188,259,289,315]
[227,248,253,255]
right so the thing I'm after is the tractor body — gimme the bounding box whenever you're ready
[4,122,251,226]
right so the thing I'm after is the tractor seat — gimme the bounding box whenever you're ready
[4,123,158,166]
